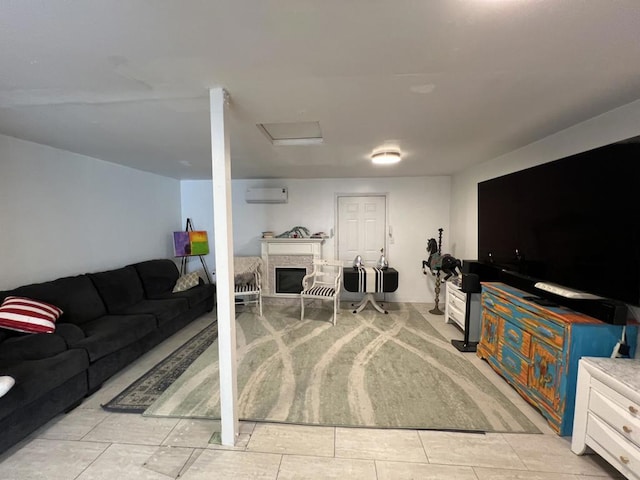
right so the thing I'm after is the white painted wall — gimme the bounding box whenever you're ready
[179,180,216,279]
[181,176,451,303]
[0,134,182,290]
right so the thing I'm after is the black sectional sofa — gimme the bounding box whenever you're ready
[0,259,215,454]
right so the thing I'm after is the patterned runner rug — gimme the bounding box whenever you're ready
[143,304,540,433]
[102,322,218,413]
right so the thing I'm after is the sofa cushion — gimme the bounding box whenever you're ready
[173,272,200,293]
[119,298,190,327]
[55,323,86,346]
[70,314,157,362]
[0,332,68,366]
[89,266,145,314]
[0,350,89,421]
[133,259,180,298]
[156,284,215,309]
[12,275,106,325]
[0,296,62,334]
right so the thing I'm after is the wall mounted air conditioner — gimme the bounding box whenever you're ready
[245,187,288,203]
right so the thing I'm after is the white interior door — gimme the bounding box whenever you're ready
[337,195,387,265]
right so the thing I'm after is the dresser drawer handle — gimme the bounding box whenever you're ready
[622,425,632,434]
[619,455,629,464]
[504,357,518,370]
[629,406,638,414]
[507,331,520,343]
[537,327,554,339]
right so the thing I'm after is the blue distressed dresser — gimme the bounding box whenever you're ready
[477,282,637,435]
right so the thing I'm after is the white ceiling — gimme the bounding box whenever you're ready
[1,1,640,180]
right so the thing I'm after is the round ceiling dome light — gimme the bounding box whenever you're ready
[371,150,402,165]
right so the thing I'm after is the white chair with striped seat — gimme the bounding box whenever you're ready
[234,270,262,316]
[300,259,343,325]
[233,257,263,316]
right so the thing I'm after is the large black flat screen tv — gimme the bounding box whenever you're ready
[478,139,640,309]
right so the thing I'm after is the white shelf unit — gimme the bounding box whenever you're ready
[444,279,481,342]
[571,357,640,480]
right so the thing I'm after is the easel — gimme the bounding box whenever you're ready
[179,218,212,284]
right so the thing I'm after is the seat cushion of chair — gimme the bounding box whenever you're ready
[235,283,259,293]
[301,286,335,297]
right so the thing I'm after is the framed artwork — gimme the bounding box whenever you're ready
[173,231,209,257]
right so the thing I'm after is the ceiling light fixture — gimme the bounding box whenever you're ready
[371,150,402,165]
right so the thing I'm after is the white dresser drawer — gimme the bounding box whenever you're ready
[445,284,467,330]
[573,358,640,480]
[448,290,466,313]
[590,385,640,448]
[448,304,465,329]
[592,377,640,418]
[448,285,465,302]
[444,283,481,341]
[587,413,640,480]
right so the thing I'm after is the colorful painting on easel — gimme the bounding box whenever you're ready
[173,231,209,257]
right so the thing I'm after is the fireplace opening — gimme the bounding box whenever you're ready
[275,267,306,294]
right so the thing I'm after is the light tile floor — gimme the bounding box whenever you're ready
[0,305,626,479]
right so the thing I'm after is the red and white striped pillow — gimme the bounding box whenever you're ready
[0,296,62,334]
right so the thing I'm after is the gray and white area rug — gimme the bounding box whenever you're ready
[144,304,540,434]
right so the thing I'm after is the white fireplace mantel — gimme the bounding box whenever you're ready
[261,237,324,256]
[261,238,324,296]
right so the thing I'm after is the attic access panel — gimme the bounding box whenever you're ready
[257,121,323,146]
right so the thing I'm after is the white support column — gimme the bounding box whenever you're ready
[209,87,238,446]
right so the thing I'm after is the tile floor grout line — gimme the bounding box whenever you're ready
[274,452,285,480]
[333,426,336,458]
[468,465,482,480]
[172,446,200,479]
[72,441,113,480]
[416,429,431,464]
[78,410,113,442]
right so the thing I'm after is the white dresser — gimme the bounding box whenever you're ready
[572,357,640,480]
[444,278,481,342]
